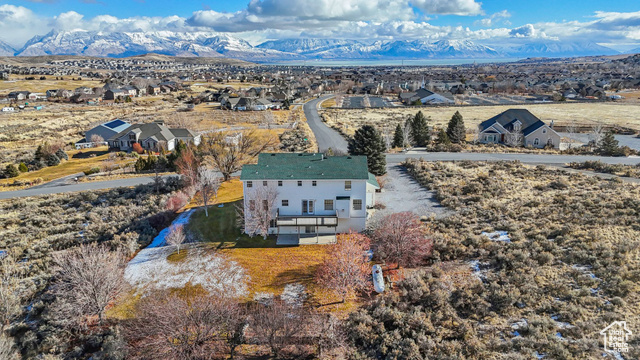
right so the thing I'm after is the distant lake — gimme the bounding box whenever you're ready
[262,58,522,66]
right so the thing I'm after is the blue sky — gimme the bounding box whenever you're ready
[1,0,640,49]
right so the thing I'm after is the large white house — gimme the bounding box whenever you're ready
[240,153,379,244]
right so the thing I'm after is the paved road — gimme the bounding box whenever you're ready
[389,152,640,166]
[0,175,173,200]
[303,95,348,153]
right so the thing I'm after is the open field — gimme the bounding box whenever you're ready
[0,76,103,93]
[321,102,640,137]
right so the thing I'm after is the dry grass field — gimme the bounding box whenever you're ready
[0,76,103,94]
[322,102,640,136]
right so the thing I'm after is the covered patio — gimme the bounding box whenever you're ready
[276,233,337,246]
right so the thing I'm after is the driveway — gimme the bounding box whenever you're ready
[0,175,176,200]
[374,164,451,219]
[303,95,348,153]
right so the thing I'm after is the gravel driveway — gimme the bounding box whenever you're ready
[374,164,451,219]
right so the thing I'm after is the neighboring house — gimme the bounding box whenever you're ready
[1,107,14,112]
[240,153,380,244]
[7,91,29,101]
[147,85,161,95]
[108,120,201,152]
[121,86,138,97]
[562,88,578,99]
[478,109,561,149]
[399,88,454,105]
[83,119,131,144]
[46,89,59,98]
[104,89,127,101]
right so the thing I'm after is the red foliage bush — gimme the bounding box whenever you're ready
[132,143,144,154]
[165,191,190,212]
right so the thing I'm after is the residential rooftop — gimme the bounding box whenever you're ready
[240,153,370,181]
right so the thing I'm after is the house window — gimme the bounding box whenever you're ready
[353,199,362,211]
[282,200,289,207]
[534,138,540,146]
[278,180,282,186]
[324,200,334,210]
[345,181,352,190]
[246,181,252,188]
[263,181,268,186]
[297,181,302,186]
[263,200,268,210]
[312,181,317,187]
[543,129,547,134]
[249,200,255,211]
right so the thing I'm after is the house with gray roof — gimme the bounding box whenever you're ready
[478,109,561,149]
[107,120,201,152]
[241,153,379,244]
[76,119,131,149]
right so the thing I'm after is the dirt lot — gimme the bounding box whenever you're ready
[322,102,640,136]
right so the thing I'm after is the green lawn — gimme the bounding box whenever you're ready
[186,200,277,247]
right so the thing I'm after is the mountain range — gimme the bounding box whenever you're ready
[0,40,15,56]
[5,30,623,62]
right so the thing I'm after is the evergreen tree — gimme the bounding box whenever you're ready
[55,148,69,161]
[411,111,430,147]
[446,111,466,144]
[18,162,28,173]
[437,129,451,145]
[348,125,387,176]
[598,130,620,156]
[392,124,404,148]
[46,154,60,167]
[4,164,19,178]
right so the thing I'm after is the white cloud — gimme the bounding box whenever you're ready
[411,0,483,16]
[475,10,511,27]
[0,5,50,47]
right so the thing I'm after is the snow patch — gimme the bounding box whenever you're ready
[281,283,307,308]
[482,231,511,243]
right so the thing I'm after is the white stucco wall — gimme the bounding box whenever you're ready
[242,178,369,234]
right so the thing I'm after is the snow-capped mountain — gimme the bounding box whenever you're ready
[626,47,640,54]
[0,40,15,56]
[503,41,618,58]
[12,31,621,61]
[16,30,298,60]
[257,39,362,55]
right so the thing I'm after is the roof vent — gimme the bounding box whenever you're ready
[307,166,311,168]
[270,154,276,156]
[347,156,352,159]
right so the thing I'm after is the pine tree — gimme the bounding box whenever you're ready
[4,164,19,178]
[348,125,387,176]
[437,129,451,145]
[392,124,404,148]
[446,111,466,144]
[598,130,620,156]
[411,111,430,147]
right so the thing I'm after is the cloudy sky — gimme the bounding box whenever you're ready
[1,0,639,50]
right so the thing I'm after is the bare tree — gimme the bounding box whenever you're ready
[591,123,605,146]
[166,224,187,254]
[504,129,524,147]
[250,299,307,358]
[175,146,200,188]
[402,120,414,149]
[50,244,127,326]
[89,134,105,146]
[316,232,371,303]
[362,95,371,108]
[372,212,433,269]
[196,166,221,217]
[124,291,230,359]
[241,184,278,239]
[309,313,347,359]
[202,129,278,181]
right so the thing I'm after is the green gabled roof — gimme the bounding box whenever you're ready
[241,153,369,181]
[367,172,380,188]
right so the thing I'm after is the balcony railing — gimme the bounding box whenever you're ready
[276,209,338,227]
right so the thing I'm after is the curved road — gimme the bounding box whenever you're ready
[303,95,348,153]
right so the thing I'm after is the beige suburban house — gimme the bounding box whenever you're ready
[108,120,201,152]
[478,109,562,149]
